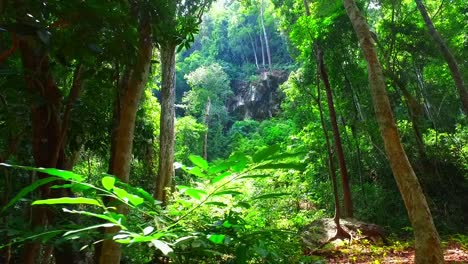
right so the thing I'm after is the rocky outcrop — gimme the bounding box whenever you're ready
[227,70,289,120]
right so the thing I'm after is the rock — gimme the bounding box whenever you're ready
[300,218,387,249]
[227,70,289,120]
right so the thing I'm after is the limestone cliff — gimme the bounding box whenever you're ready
[227,70,289,120]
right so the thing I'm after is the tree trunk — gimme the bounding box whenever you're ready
[203,97,211,160]
[316,71,349,240]
[18,34,79,264]
[248,32,259,69]
[97,18,152,264]
[259,35,266,68]
[343,1,444,263]
[316,46,353,218]
[260,0,272,71]
[156,42,176,204]
[415,0,468,115]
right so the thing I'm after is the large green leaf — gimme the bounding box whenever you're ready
[210,171,231,184]
[62,208,122,225]
[254,162,306,171]
[115,181,156,205]
[238,174,270,180]
[252,144,280,162]
[0,163,84,182]
[212,190,243,197]
[112,187,144,206]
[32,197,101,206]
[189,155,209,170]
[184,188,207,200]
[102,176,116,191]
[186,167,206,178]
[208,234,225,244]
[1,177,59,213]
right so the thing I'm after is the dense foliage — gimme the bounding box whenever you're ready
[0,0,466,263]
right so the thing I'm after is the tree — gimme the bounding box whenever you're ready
[96,6,153,264]
[183,63,232,160]
[415,0,467,115]
[342,0,444,263]
[155,0,213,204]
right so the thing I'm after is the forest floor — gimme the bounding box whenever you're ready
[307,240,468,263]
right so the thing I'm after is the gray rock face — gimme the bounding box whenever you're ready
[227,70,289,120]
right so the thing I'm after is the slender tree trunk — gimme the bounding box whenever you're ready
[248,33,260,69]
[316,74,349,240]
[260,0,272,71]
[415,0,468,115]
[343,1,444,263]
[97,17,152,264]
[203,97,211,160]
[316,46,353,218]
[259,35,266,68]
[156,42,176,204]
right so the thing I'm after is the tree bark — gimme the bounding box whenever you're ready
[343,1,444,263]
[248,32,260,69]
[415,0,467,115]
[203,97,211,160]
[17,34,74,264]
[260,0,272,71]
[315,72,349,240]
[259,35,266,68]
[155,42,176,204]
[97,17,152,264]
[316,46,353,218]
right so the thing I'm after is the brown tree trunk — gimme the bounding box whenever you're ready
[316,46,353,218]
[343,1,444,263]
[315,73,349,240]
[415,0,467,115]
[18,35,79,264]
[97,17,152,264]
[155,42,176,204]
[203,97,211,160]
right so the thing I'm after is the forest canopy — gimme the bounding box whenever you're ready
[0,0,467,263]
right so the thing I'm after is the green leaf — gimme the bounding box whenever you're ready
[212,190,243,197]
[205,202,228,207]
[229,153,248,172]
[254,162,306,171]
[189,155,209,170]
[62,208,122,225]
[0,163,84,182]
[32,197,101,206]
[210,171,231,184]
[102,176,116,191]
[238,174,270,180]
[251,193,291,200]
[112,187,144,206]
[184,188,207,200]
[151,239,173,255]
[208,234,225,244]
[235,202,251,209]
[252,144,280,162]
[207,160,232,174]
[63,223,116,237]
[2,177,59,213]
[186,167,206,178]
[116,181,156,205]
